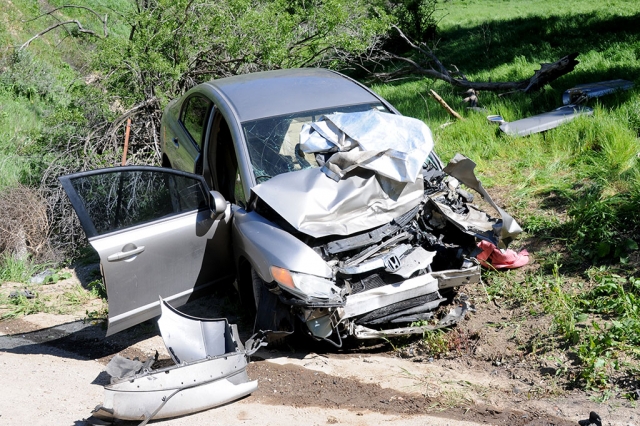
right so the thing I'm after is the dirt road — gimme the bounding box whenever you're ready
[0,275,637,426]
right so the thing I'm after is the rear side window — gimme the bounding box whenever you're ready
[180,96,212,150]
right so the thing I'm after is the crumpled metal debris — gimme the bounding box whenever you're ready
[91,298,264,424]
[442,154,522,248]
[499,105,593,137]
[157,297,242,364]
[104,353,157,384]
[29,269,54,284]
[299,109,434,183]
[563,79,633,105]
[8,289,35,299]
[253,167,424,238]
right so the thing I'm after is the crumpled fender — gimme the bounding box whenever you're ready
[232,208,332,282]
[443,154,522,248]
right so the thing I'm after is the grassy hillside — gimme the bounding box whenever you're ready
[0,0,130,190]
[375,0,640,393]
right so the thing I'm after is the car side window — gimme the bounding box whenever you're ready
[180,95,212,150]
[63,169,209,237]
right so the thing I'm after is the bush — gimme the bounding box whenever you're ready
[0,184,51,261]
[0,51,71,103]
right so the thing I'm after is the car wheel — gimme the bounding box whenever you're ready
[252,268,294,347]
[251,268,263,310]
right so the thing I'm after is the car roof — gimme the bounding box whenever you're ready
[202,68,381,123]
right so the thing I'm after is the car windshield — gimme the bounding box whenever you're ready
[242,103,388,183]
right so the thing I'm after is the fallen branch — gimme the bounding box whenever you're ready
[373,26,579,94]
[22,5,108,37]
[19,5,108,51]
[20,20,103,51]
[429,89,463,120]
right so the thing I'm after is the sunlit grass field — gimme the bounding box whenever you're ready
[374,0,640,391]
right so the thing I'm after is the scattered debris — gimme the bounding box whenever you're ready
[89,298,265,424]
[486,79,631,137]
[487,115,506,125]
[499,105,593,137]
[104,353,157,383]
[462,88,479,108]
[29,269,55,284]
[563,79,634,105]
[8,289,36,299]
[476,240,529,269]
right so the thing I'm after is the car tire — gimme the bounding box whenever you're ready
[252,268,294,347]
[251,268,263,310]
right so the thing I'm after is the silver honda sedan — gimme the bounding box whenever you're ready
[61,68,520,345]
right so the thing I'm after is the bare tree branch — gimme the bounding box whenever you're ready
[19,19,105,51]
[22,5,108,37]
[19,4,108,51]
[372,26,579,94]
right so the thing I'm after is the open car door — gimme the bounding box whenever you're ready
[60,166,233,336]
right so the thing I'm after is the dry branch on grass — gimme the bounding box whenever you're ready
[374,26,579,94]
[429,89,463,120]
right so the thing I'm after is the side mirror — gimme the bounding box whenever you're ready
[209,190,227,219]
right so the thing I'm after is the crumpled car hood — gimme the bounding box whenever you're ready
[252,111,521,246]
[252,167,424,238]
[299,109,434,183]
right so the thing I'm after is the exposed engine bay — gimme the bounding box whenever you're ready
[251,152,521,346]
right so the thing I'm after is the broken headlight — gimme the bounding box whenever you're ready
[270,266,341,302]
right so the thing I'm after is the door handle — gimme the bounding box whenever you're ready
[107,245,145,262]
[172,137,179,147]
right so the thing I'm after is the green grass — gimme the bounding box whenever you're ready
[0,252,38,283]
[374,0,640,393]
[0,293,48,319]
[0,0,130,190]
[436,0,640,29]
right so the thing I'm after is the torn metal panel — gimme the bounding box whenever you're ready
[299,109,434,183]
[94,353,257,421]
[563,79,634,105]
[94,299,261,422]
[157,297,237,364]
[499,105,593,136]
[252,167,424,238]
[443,154,522,248]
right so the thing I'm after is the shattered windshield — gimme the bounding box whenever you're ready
[242,103,388,183]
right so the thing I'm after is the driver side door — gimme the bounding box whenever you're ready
[60,166,233,335]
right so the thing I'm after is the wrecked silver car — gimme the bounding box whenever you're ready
[60,68,521,345]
